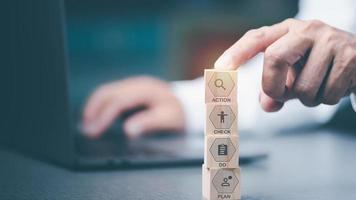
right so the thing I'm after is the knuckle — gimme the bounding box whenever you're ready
[322,95,340,105]
[322,85,342,105]
[283,18,296,25]
[333,58,348,70]
[294,82,315,103]
[136,75,156,83]
[258,26,269,33]
[264,48,289,67]
[303,101,318,107]
[306,19,324,29]
[334,47,356,70]
[289,29,312,44]
[300,98,319,107]
[244,28,266,40]
[344,45,356,62]
[321,28,339,43]
[299,19,324,34]
[138,76,169,90]
[96,84,110,94]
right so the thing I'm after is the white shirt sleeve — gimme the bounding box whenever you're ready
[171,0,356,134]
[171,78,205,135]
[295,0,356,32]
[351,93,356,112]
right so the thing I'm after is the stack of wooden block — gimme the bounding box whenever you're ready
[202,69,240,200]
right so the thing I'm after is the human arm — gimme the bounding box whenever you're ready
[214,18,356,112]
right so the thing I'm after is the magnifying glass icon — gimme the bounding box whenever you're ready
[214,79,226,90]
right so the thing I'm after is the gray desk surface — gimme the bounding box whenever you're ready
[1,129,356,200]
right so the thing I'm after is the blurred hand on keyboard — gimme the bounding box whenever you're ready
[82,76,185,139]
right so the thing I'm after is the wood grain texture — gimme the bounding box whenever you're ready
[202,165,241,200]
[205,104,238,136]
[204,135,239,169]
[204,69,240,200]
[204,69,237,104]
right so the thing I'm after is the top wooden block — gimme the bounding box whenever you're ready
[204,69,237,104]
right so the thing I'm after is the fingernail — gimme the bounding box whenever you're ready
[214,53,232,69]
[125,122,143,139]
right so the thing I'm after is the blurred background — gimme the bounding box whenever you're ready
[64,0,298,109]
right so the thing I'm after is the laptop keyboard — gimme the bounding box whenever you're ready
[74,132,177,159]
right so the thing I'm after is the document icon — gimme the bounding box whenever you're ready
[218,144,228,156]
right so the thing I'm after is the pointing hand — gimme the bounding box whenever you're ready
[215,19,356,112]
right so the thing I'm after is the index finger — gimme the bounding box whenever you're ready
[214,20,291,70]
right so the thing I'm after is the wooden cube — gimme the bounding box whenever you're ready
[202,165,241,200]
[204,135,239,168]
[205,104,238,136]
[202,165,207,198]
[204,69,237,104]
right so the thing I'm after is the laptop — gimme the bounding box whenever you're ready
[0,0,266,169]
